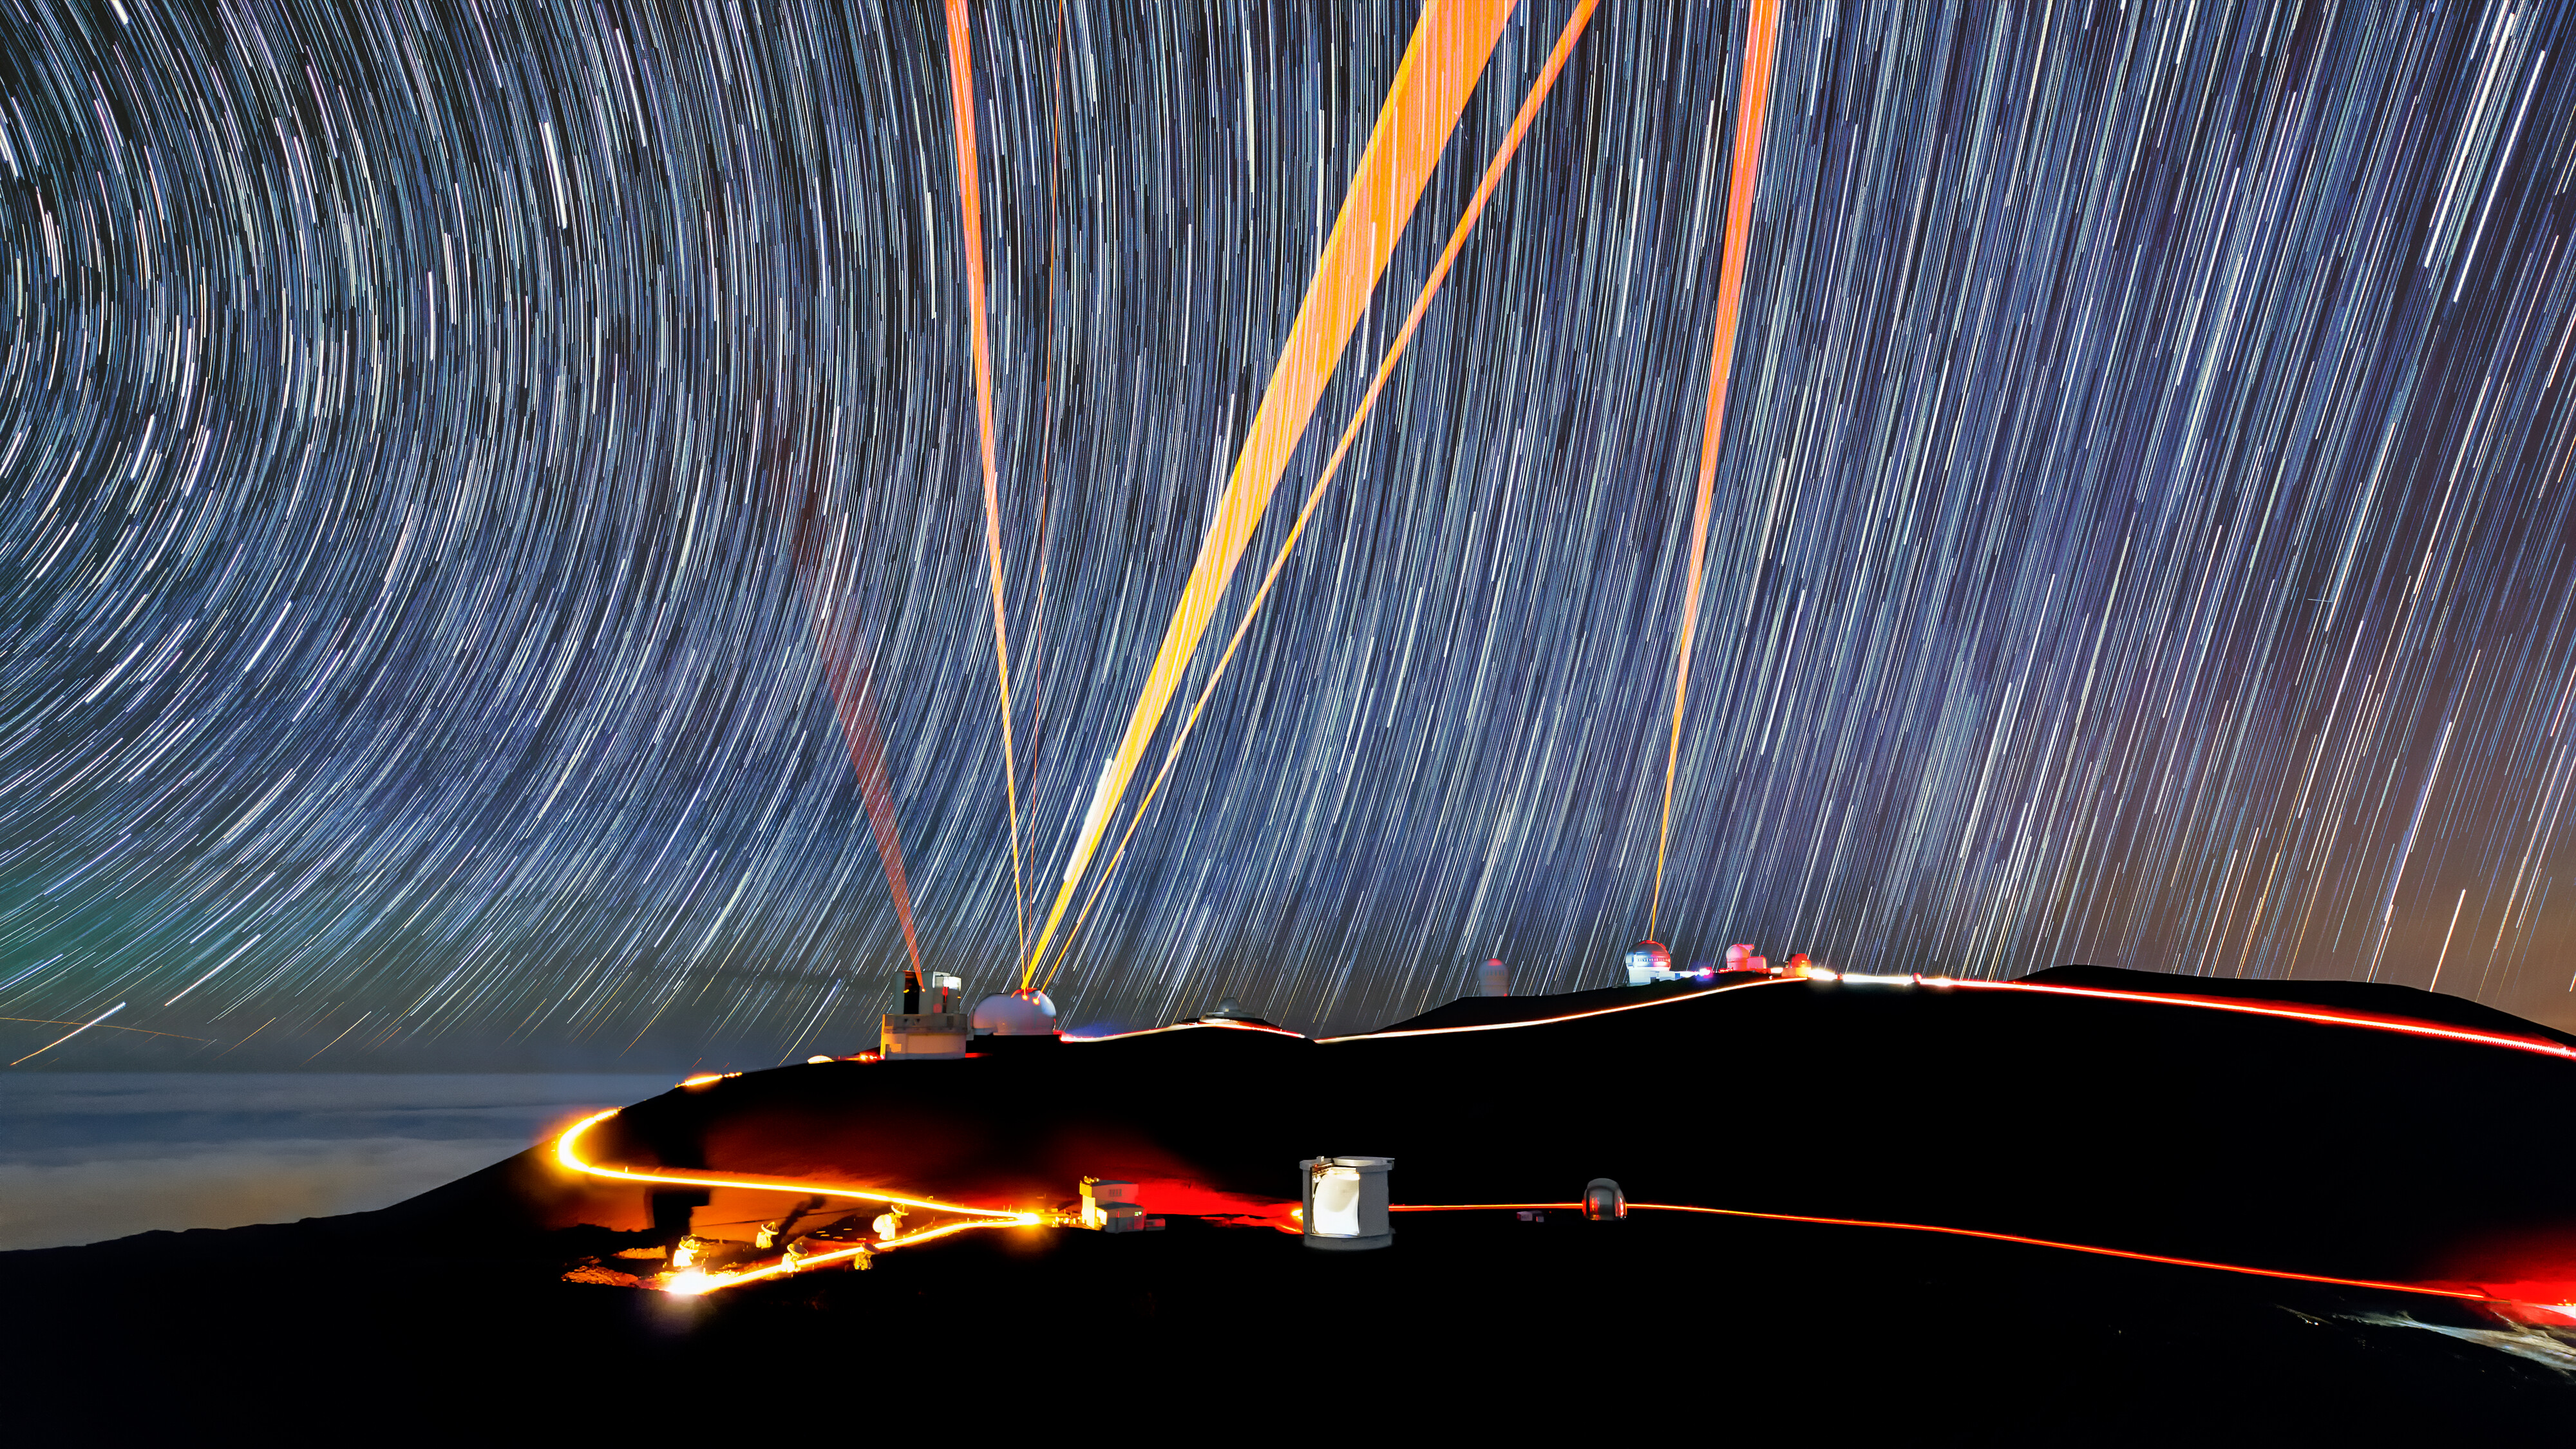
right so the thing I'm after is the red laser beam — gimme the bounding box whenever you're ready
[791,481,922,982]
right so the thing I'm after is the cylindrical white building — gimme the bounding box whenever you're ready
[1300,1156,1394,1251]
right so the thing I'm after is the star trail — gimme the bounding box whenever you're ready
[3,0,2575,1069]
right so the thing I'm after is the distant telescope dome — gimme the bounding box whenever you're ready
[972,988,1058,1036]
[1623,939,1674,985]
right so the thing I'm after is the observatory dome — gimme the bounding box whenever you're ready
[972,988,1058,1037]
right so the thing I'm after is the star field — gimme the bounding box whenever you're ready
[4,0,2575,1066]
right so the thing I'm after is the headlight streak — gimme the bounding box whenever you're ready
[1949,980,2576,1064]
[1062,1018,1311,1042]
[564,969,2576,1302]
[1386,1200,2498,1303]
[569,1092,2523,1308]
[553,1109,1038,1223]
[1312,978,1796,1041]
[553,1110,1041,1295]
[1314,974,2576,1064]
[663,1218,1009,1294]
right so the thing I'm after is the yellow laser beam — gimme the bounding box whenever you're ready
[1043,0,1604,991]
[1026,0,1520,985]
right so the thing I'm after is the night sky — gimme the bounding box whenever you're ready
[5,0,2575,1070]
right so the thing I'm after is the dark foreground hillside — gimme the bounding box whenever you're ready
[9,967,2576,1441]
[6,1204,2574,1441]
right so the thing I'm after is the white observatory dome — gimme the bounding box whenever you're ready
[971,988,1058,1036]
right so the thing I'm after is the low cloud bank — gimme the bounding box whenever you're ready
[0,1073,671,1251]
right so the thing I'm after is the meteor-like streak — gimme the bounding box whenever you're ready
[8,1002,126,1066]
[943,0,1032,965]
[0,1016,205,1043]
[1649,0,1780,937]
[1043,0,1605,989]
[1026,0,1519,984]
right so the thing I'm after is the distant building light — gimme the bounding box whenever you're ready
[1478,958,1510,997]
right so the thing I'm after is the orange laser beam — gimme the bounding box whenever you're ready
[1651,0,1779,938]
[943,0,1031,971]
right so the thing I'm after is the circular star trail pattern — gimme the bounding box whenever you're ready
[4,0,2575,1066]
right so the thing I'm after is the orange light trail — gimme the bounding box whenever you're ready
[1024,0,1519,985]
[1387,1201,1582,1211]
[554,1109,1037,1224]
[663,1219,1007,1295]
[554,1109,1039,1294]
[1040,0,1601,992]
[1312,978,1796,1042]
[1953,979,2576,1063]
[1627,1203,2493,1302]
[1317,971,2576,1066]
[942,0,1030,967]
[564,970,2573,1300]
[1063,1018,1311,1043]
[8,1001,126,1066]
[1387,1200,2492,1302]
[1649,0,1779,938]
